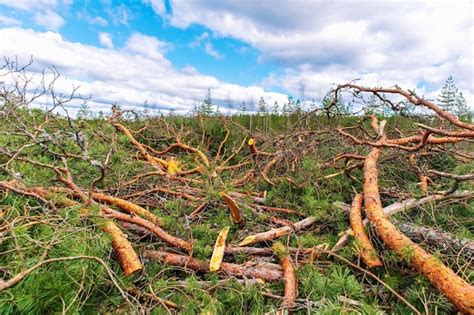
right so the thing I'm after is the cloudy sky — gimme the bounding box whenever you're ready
[0,0,472,114]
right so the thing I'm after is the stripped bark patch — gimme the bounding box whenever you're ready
[209,226,230,272]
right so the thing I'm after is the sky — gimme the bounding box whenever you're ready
[0,0,472,115]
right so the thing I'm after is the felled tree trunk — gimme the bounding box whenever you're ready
[363,145,474,314]
[0,181,143,276]
[395,221,474,257]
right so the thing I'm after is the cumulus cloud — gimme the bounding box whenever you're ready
[33,10,65,31]
[0,27,287,115]
[99,32,114,49]
[0,0,68,31]
[151,0,473,106]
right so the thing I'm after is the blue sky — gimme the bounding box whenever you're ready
[0,0,472,114]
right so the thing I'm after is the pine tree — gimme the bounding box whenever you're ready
[200,88,214,116]
[257,97,268,131]
[272,101,280,115]
[238,101,247,115]
[455,92,469,119]
[437,76,458,113]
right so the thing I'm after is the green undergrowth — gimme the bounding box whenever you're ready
[0,109,472,314]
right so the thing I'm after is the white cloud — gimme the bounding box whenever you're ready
[0,0,58,11]
[106,4,131,25]
[90,16,108,27]
[99,32,114,49]
[189,32,224,59]
[152,0,473,107]
[144,0,166,15]
[0,27,287,115]
[33,10,65,31]
[204,42,223,59]
[0,14,21,26]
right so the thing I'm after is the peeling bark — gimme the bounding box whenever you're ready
[102,220,143,275]
[220,192,242,224]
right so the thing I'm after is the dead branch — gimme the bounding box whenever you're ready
[142,250,283,281]
[348,193,382,268]
[273,242,297,313]
[239,216,317,246]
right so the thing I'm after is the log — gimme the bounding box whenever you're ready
[142,250,283,281]
[102,221,143,275]
[395,221,474,257]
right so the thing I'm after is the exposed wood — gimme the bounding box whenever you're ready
[209,226,230,272]
[220,191,242,224]
[273,242,297,313]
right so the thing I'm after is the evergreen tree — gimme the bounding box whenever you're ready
[200,88,214,116]
[455,92,470,120]
[257,97,268,131]
[272,101,280,115]
[437,76,458,113]
[257,97,267,115]
[238,101,247,115]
